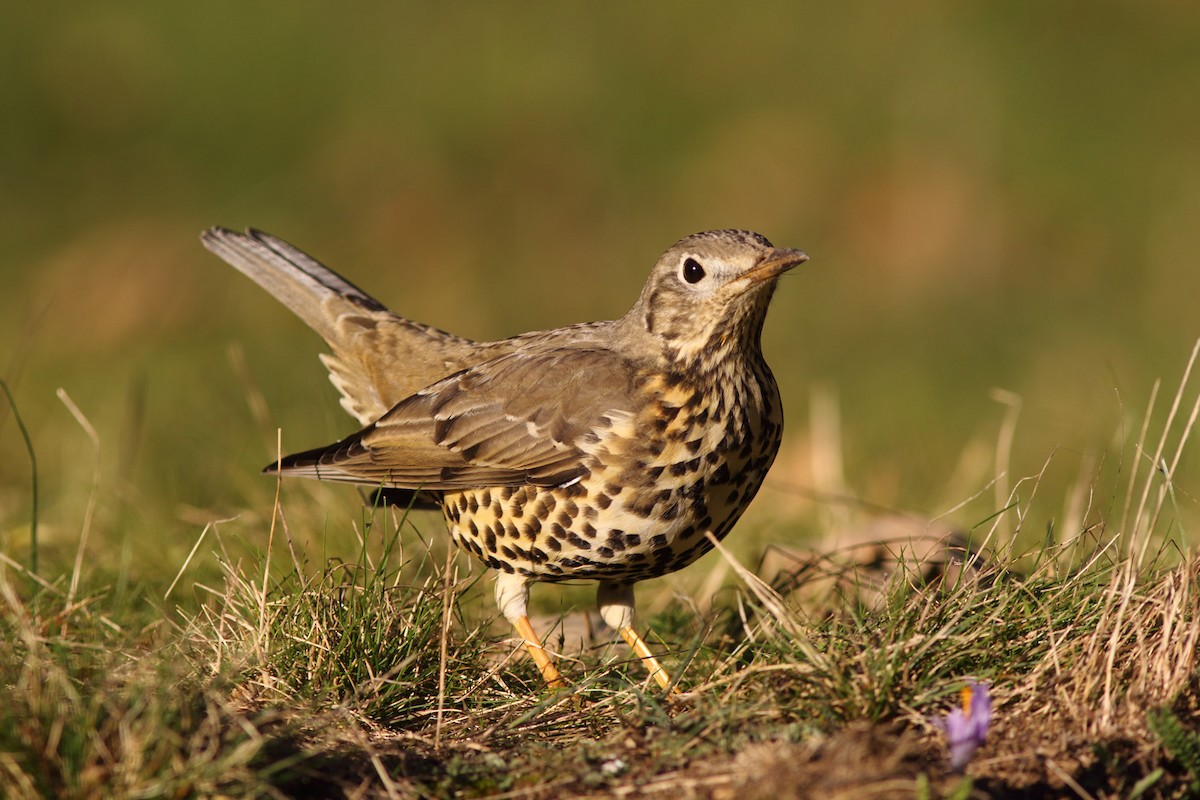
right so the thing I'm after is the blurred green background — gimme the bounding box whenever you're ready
[2,2,1199,581]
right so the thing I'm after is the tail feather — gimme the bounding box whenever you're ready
[201,227,384,341]
[204,226,484,423]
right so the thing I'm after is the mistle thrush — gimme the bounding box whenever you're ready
[202,227,807,690]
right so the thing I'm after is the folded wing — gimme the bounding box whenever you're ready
[270,348,637,492]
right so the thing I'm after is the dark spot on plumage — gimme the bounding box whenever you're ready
[562,499,578,518]
[646,465,665,480]
[583,504,598,520]
[567,533,592,550]
[546,536,562,552]
[439,466,456,481]
[606,532,625,551]
[546,563,563,574]
[528,516,542,535]
[695,407,710,425]
[648,440,665,456]
[604,482,622,496]
[582,522,597,538]
[479,489,491,507]
[563,480,587,499]
[549,522,566,540]
[727,489,741,505]
[466,495,479,514]
[713,464,732,484]
[705,451,721,465]
[491,500,503,518]
[530,547,547,564]
[681,474,705,501]
[664,370,686,387]
[651,534,668,548]
[624,533,641,547]
[555,511,573,530]
[652,417,669,434]
[531,500,548,519]
[485,530,497,552]
[499,486,514,500]
[594,493,613,510]
[661,503,679,521]
[510,497,525,518]
[626,496,655,518]
[466,519,478,536]
[501,546,515,560]
[629,552,647,562]
[685,438,703,455]
[598,546,614,558]
[504,522,520,539]
[667,426,689,442]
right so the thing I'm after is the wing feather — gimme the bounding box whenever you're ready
[270,347,636,491]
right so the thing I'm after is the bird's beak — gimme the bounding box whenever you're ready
[747,247,809,283]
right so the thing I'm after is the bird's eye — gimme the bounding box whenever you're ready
[682,257,706,284]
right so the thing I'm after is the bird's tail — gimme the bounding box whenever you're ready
[203,227,480,424]
[201,227,387,344]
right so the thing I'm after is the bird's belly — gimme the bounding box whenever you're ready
[440,428,779,583]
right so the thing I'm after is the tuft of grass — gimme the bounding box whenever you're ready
[0,574,277,798]
[177,506,499,728]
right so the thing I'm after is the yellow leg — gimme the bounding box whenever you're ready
[619,626,675,692]
[513,614,567,689]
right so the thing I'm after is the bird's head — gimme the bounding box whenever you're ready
[625,230,808,371]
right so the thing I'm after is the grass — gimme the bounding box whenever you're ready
[2,348,1200,799]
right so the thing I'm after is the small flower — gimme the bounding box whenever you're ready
[938,681,991,772]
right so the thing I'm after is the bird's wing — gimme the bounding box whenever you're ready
[202,227,482,424]
[269,347,637,491]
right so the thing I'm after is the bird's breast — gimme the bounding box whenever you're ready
[440,362,783,583]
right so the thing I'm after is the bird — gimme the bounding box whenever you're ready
[202,226,807,691]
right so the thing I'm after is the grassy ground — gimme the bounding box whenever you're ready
[2,351,1199,799]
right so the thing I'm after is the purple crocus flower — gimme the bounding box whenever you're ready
[939,681,991,771]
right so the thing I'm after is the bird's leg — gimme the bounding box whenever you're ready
[597,581,675,692]
[495,572,566,688]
